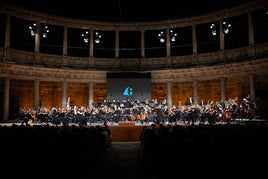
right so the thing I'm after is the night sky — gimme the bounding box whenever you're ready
[2,0,254,21]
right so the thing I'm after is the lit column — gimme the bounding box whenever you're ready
[63,26,68,56]
[90,29,94,57]
[33,22,40,53]
[248,11,254,46]
[3,78,10,121]
[141,30,145,58]
[89,82,94,109]
[115,30,120,58]
[192,25,197,54]
[249,74,256,100]
[34,80,40,111]
[193,79,199,104]
[166,28,171,57]
[248,11,255,56]
[62,81,67,109]
[33,22,41,64]
[219,19,225,50]
[167,81,172,113]
[4,15,10,48]
[220,77,226,102]
[4,15,10,57]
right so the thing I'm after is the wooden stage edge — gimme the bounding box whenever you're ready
[0,120,150,142]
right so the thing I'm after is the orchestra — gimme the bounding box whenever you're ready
[16,96,258,126]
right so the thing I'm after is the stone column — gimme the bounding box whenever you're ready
[248,11,255,56]
[249,74,256,100]
[90,29,94,57]
[34,80,40,111]
[89,82,94,109]
[167,81,172,113]
[62,26,68,56]
[34,22,41,64]
[4,15,10,48]
[115,30,120,58]
[192,25,198,64]
[4,15,10,57]
[3,78,10,121]
[219,19,226,60]
[141,30,145,58]
[219,19,225,50]
[192,25,197,54]
[220,77,226,102]
[62,81,67,109]
[166,28,171,57]
[34,22,40,53]
[193,79,199,104]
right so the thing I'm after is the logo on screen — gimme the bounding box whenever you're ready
[123,87,133,96]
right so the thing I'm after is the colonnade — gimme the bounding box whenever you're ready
[1,4,259,60]
[2,75,256,121]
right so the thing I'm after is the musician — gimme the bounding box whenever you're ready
[50,107,60,124]
[19,108,33,126]
[185,97,192,106]
[124,98,132,108]
[155,104,165,124]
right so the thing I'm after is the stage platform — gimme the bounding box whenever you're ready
[0,120,151,142]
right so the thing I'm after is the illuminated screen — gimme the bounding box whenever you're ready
[107,72,151,102]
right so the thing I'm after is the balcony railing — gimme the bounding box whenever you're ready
[1,43,267,71]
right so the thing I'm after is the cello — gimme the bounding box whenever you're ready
[222,106,233,122]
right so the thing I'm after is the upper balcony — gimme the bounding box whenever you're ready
[0,0,267,71]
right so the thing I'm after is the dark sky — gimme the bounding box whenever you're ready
[2,0,254,21]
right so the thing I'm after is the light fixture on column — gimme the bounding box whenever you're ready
[158,31,165,43]
[28,23,49,38]
[170,29,178,42]
[29,23,37,36]
[95,31,102,44]
[223,21,231,34]
[42,24,49,38]
[81,31,89,43]
[210,23,217,36]
[158,29,177,43]
[210,21,231,36]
